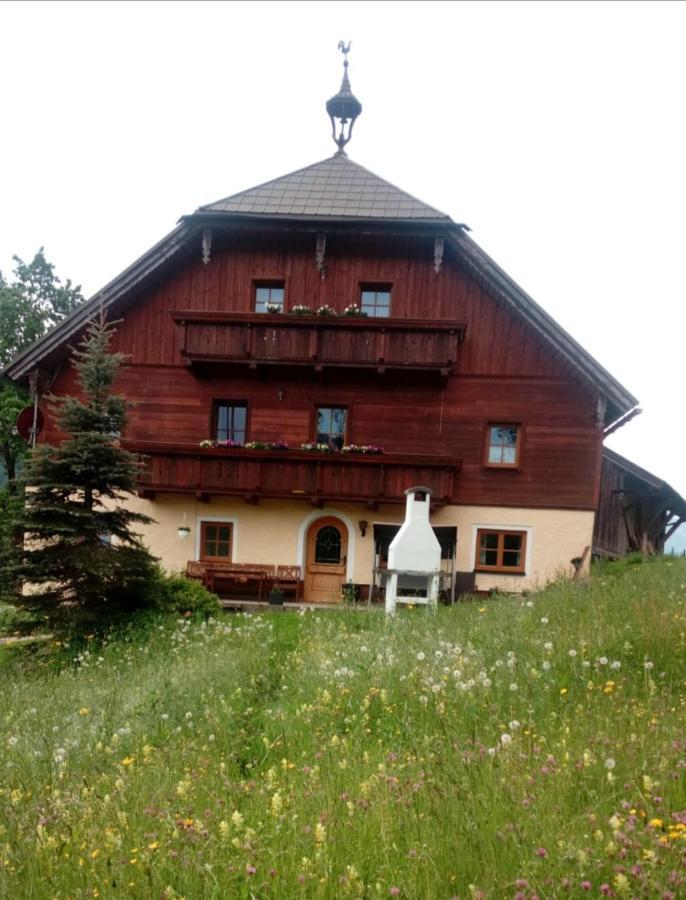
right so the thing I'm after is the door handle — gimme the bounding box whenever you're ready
[343,554,347,565]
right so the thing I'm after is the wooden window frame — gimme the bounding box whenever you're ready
[474,529,527,574]
[212,400,249,444]
[483,423,523,469]
[253,279,286,314]
[200,521,234,562]
[313,404,349,450]
[359,282,392,318]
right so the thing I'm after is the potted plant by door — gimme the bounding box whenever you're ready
[269,587,285,606]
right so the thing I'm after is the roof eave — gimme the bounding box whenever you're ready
[2,222,195,384]
[603,447,686,518]
[450,230,638,418]
[183,210,463,233]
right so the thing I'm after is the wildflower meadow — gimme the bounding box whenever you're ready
[1,556,685,898]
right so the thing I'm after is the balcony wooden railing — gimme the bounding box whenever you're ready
[171,312,467,375]
[123,441,461,506]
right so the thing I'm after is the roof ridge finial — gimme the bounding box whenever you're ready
[338,40,352,90]
[326,41,362,157]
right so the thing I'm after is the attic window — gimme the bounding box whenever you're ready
[485,424,521,467]
[360,284,391,317]
[254,281,284,314]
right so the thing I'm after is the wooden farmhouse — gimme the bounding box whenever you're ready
[4,54,684,603]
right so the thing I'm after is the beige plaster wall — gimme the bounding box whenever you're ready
[442,505,594,592]
[126,494,593,594]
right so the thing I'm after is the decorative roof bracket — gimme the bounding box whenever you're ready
[202,228,212,265]
[433,237,444,275]
[596,395,608,428]
[315,232,327,278]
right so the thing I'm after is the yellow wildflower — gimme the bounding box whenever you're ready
[270,791,283,816]
[614,873,629,894]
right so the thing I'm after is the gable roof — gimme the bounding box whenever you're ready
[451,229,639,422]
[603,447,686,519]
[197,154,453,223]
[1,154,638,424]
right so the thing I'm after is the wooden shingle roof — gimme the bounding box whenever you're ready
[198,154,453,223]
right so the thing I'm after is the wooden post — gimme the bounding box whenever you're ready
[571,545,591,580]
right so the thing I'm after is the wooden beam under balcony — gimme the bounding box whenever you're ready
[123,441,461,506]
[171,311,467,375]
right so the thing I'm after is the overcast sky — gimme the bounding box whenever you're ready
[1,0,684,537]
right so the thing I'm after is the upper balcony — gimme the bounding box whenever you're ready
[124,441,461,507]
[171,312,467,376]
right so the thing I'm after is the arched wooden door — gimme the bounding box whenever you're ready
[304,516,348,603]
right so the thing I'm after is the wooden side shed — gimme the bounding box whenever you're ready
[593,448,686,558]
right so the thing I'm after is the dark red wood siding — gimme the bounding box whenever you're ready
[42,230,601,510]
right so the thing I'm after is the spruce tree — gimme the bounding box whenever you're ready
[15,310,157,620]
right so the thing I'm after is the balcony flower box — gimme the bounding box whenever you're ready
[341,444,384,455]
[343,303,368,317]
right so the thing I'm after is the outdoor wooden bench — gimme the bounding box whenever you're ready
[186,561,276,600]
[186,561,304,602]
[274,564,304,601]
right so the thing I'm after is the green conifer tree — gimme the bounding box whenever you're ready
[14,310,157,620]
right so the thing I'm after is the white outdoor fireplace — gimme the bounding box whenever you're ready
[385,486,442,615]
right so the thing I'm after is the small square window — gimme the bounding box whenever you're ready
[475,529,526,574]
[486,425,521,467]
[201,522,233,561]
[360,284,391,317]
[316,407,347,450]
[214,402,247,444]
[254,281,284,313]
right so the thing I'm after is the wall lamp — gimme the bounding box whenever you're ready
[358,519,368,537]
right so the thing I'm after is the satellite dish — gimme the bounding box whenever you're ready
[15,407,44,443]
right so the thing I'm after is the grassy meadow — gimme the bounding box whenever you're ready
[1,557,686,899]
